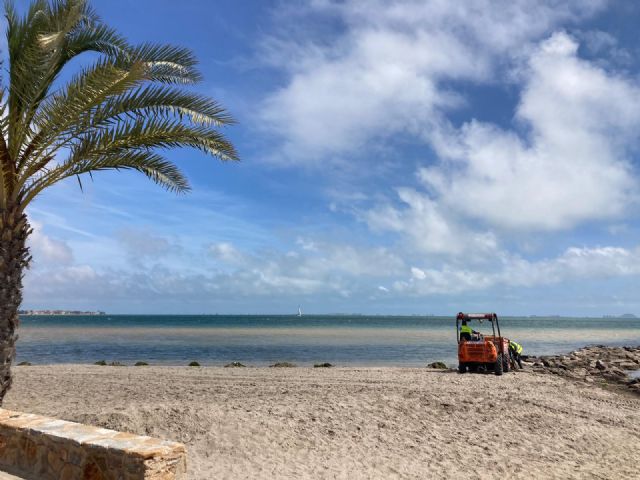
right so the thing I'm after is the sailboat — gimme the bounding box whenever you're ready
[297,305,303,317]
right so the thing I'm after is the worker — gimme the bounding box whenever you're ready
[509,340,524,368]
[459,320,479,341]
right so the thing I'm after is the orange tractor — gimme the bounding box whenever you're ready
[456,312,510,375]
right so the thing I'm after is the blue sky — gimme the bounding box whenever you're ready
[19,0,640,315]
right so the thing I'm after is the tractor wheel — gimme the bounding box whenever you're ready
[458,363,467,374]
[495,354,504,376]
[503,355,510,373]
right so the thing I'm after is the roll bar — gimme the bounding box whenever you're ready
[455,312,501,342]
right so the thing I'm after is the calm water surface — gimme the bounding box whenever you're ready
[16,315,640,366]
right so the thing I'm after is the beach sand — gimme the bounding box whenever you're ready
[4,365,640,479]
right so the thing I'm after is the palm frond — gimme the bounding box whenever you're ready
[22,150,190,204]
[118,43,203,84]
[97,85,236,127]
[6,0,129,159]
[20,115,236,204]
[19,59,147,175]
[30,83,234,153]
[68,116,238,162]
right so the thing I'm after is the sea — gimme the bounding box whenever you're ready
[15,315,640,367]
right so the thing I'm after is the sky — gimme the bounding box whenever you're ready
[17,0,640,315]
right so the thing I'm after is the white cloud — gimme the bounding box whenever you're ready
[260,0,606,164]
[411,267,426,280]
[421,32,640,231]
[28,222,74,266]
[24,236,407,309]
[364,187,498,258]
[209,242,246,266]
[22,222,640,310]
[395,245,640,295]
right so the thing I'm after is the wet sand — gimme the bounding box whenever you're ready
[5,365,640,479]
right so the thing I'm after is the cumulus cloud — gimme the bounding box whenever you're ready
[364,187,498,258]
[260,0,605,164]
[394,245,640,295]
[28,222,74,266]
[24,236,407,309]
[420,32,640,231]
[208,238,406,295]
[25,238,640,310]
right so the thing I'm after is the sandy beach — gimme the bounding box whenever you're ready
[4,365,639,479]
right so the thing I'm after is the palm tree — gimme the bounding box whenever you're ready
[0,0,238,403]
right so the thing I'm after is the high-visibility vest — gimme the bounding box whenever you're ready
[460,325,473,335]
[510,341,523,354]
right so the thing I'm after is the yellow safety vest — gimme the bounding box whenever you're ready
[510,341,523,354]
[460,325,473,335]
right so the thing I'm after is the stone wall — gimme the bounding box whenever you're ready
[0,409,186,479]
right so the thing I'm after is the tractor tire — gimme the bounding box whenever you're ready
[458,363,467,374]
[503,355,510,373]
[495,354,503,376]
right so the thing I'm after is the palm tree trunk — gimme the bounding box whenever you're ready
[0,209,31,405]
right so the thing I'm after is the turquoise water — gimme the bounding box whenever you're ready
[15,315,640,366]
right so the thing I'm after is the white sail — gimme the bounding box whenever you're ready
[298,306,302,317]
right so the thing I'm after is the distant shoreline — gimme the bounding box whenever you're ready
[19,310,106,316]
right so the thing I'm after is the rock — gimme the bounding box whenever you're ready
[499,346,640,396]
[572,368,588,377]
[94,360,107,366]
[17,361,32,366]
[188,361,201,367]
[225,362,246,368]
[270,362,296,368]
[314,362,333,368]
[615,362,638,370]
[427,361,447,369]
[109,361,126,366]
[134,361,149,366]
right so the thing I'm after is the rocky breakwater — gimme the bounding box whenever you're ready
[524,346,640,395]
